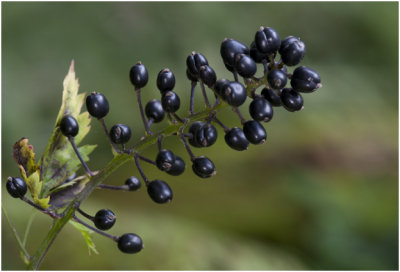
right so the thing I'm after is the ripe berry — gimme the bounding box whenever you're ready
[125,176,141,191]
[261,87,281,107]
[194,123,218,148]
[161,91,180,113]
[118,233,143,254]
[6,177,27,198]
[186,52,208,78]
[186,69,198,82]
[291,66,321,93]
[86,92,109,119]
[254,26,281,55]
[234,54,257,78]
[199,65,217,87]
[60,115,79,137]
[243,120,267,145]
[188,121,205,147]
[129,62,148,88]
[249,42,269,63]
[157,68,175,93]
[220,38,249,70]
[109,124,131,144]
[166,155,186,176]
[192,156,216,178]
[156,149,176,172]
[147,179,173,204]
[222,81,247,107]
[93,209,116,231]
[267,69,287,90]
[214,78,230,97]
[249,98,273,122]
[279,36,306,66]
[281,88,304,112]
[145,99,165,123]
[224,127,249,151]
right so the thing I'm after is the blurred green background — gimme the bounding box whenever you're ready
[2,2,398,270]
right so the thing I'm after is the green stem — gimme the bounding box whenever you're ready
[26,75,266,270]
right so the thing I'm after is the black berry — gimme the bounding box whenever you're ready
[145,99,165,123]
[192,156,216,178]
[186,52,208,78]
[186,69,198,82]
[199,65,217,87]
[156,149,176,172]
[267,69,287,90]
[129,62,148,88]
[279,36,306,66]
[249,42,270,63]
[60,115,79,137]
[157,68,175,93]
[234,54,257,78]
[214,78,230,97]
[194,123,218,148]
[281,88,304,112]
[291,66,321,93]
[188,121,205,147]
[86,92,109,119]
[249,98,273,122]
[166,155,186,176]
[109,124,131,144]
[261,87,281,107]
[224,127,249,151]
[125,176,141,191]
[243,120,267,145]
[93,209,116,231]
[254,26,281,55]
[147,179,173,204]
[118,233,143,254]
[220,38,249,70]
[6,177,27,198]
[161,91,180,113]
[222,81,247,107]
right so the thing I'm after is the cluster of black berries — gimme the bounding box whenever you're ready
[6,26,321,256]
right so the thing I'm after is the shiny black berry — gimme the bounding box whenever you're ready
[279,36,306,66]
[220,38,249,70]
[249,98,273,122]
[243,120,267,145]
[118,233,143,254]
[6,177,27,198]
[161,91,180,113]
[261,87,281,107]
[156,149,176,172]
[254,26,281,55]
[224,127,249,151]
[188,121,205,147]
[94,209,116,231]
[166,155,186,176]
[267,69,287,90]
[147,179,173,204]
[129,62,148,88]
[109,124,131,144]
[186,69,198,82]
[249,42,269,63]
[281,88,304,112]
[157,68,175,93]
[222,81,247,107]
[60,115,79,137]
[125,176,141,191]
[214,78,230,97]
[145,99,165,123]
[234,54,257,78]
[186,52,208,78]
[86,92,109,119]
[199,65,217,87]
[194,123,218,148]
[192,156,216,178]
[291,66,321,93]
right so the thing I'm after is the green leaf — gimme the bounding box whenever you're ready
[38,61,95,198]
[26,170,50,208]
[69,220,99,255]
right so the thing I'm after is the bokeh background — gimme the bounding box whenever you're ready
[2,2,398,270]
